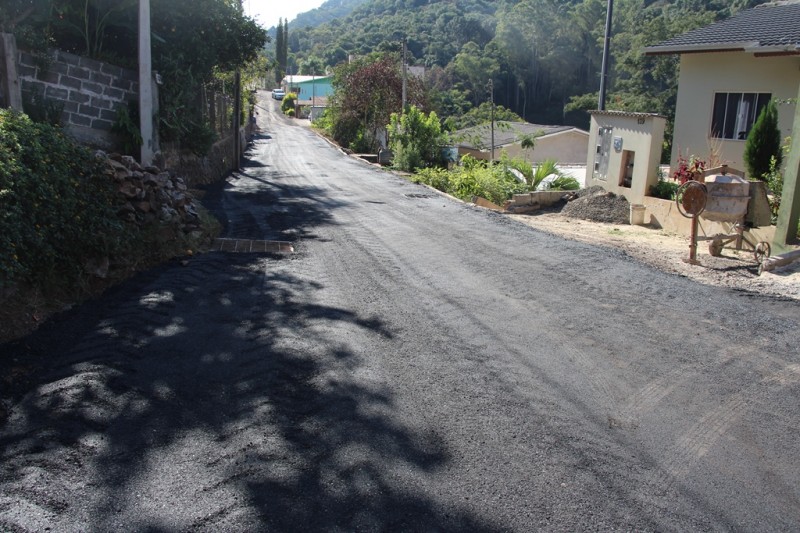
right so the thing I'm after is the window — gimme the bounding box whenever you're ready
[711,92,771,140]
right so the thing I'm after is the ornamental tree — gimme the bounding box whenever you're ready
[328,54,427,152]
[744,100,782,181]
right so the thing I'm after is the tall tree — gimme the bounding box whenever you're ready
[275,17,285,84]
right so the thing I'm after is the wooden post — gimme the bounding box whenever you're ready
[772,83,800,253]
[1,33,23,111]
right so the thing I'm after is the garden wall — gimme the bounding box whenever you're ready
[16,48,139,149]
[1,33,250,185]
[641,196,776,245]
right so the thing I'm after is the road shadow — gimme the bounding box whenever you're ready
[0,253,499,530]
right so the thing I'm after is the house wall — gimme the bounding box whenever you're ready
[290,78,333,100]
[501,130,589,164]
[586,112,666,205]
[671,52,800,173]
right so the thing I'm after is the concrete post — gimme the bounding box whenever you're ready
[772,84,800,253]
[1,33,23,111]
[138,0,154,166]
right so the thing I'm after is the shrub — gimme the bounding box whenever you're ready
[0,110,127,291]
[111,101,143,155]
[281,92,297,115]
[650,178,680,200]
[388,106,447,171]
[411,155,527,205]
[744,100,782,181]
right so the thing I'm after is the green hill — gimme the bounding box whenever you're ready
[279,0,764,129]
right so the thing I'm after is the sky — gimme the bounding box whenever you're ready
[244,0,327,30]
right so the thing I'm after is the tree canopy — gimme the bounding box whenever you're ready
[276,0,765,141]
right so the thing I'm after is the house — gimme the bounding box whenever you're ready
[644,1,800,173]
[281,75,333,104]
[454,121,589,165]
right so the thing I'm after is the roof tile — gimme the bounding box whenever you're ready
[649,1,800,52]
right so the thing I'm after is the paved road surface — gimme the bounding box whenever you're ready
[1,92,799,531]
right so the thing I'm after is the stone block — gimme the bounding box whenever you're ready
[17,64,36,78]
[49,61,69,75]
[101,62,122,77]
[91,96,113,109]
[18,51,37,67]
[78,56,103,72]
[57,50,80,66]
[62,101,78,114]
[69,90,91,104]
[112,78,131,91]
[510,193,534,206]
[21,79,39,92]
[36,70,59,84]
[70,113,91,127]
[79,104,100,118]
[60,75,81,90]
[100,109,117,121]
[45,86,68,100]
[82,82,103,95]
[91,71,112,86]
[104,86,124,100]
[91,118,113,131]
[68,65,91,80]
[120,68,138,82]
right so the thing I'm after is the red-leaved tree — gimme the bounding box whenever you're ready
[328,54,427,152]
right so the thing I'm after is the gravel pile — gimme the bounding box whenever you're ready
[560,186,631,224]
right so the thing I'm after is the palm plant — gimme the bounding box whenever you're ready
[529,158,561,190]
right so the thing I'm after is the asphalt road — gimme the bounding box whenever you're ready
[1,92,799,531]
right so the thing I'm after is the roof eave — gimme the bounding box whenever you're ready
[644,41,756,55]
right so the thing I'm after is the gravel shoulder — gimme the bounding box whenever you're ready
[508,210,800,301]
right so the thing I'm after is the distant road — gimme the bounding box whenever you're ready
[1,91,798,531]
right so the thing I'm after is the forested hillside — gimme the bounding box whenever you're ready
[290,0,370,30]
[280,0,764,129]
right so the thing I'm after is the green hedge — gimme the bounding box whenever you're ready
[0,109,127,291]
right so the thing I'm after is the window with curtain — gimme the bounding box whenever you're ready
[710,92,771,140]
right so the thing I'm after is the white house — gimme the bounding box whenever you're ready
[644,1,800,174]
[454,121,590,165]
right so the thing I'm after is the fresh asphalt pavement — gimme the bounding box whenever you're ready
[1,92,799,531]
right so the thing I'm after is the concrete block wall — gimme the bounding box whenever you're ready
[17,49,138,148]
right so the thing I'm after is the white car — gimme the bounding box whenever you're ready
[272,89,285,100]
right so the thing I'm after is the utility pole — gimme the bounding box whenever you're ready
[232,0,243,171]
[488,78,495,162]
[402,37,407,112]
[598,0,613,110]
[138,0,154,166]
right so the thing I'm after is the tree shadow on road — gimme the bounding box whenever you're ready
[0,252,500,531]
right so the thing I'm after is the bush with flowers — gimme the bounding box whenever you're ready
[672,153,706,184]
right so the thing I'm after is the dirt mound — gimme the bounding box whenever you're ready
[560,186,631,224]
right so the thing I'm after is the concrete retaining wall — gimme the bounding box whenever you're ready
[642,196,776,244]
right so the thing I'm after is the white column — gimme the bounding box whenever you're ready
[138,0,154,166]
